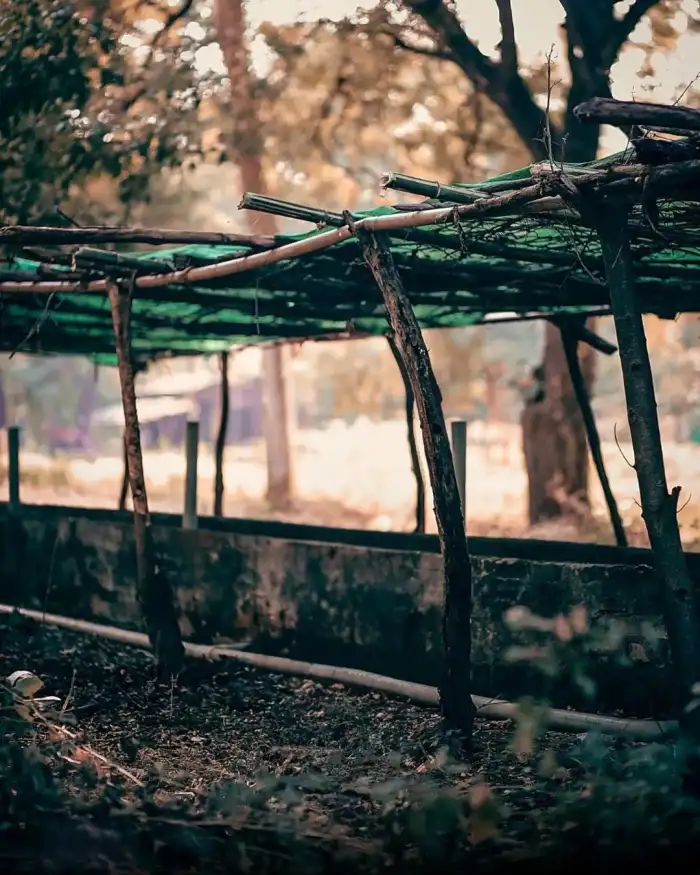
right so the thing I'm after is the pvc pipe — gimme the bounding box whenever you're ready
[183,421,199,531]
[0,604,676,741]
[7,427,20,513]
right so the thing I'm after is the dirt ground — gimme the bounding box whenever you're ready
[0,614,584,867]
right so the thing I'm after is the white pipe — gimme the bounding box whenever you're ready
[0,604,676,740]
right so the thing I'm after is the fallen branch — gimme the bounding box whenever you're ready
[574,97,700,135]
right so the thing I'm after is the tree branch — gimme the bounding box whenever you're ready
[403,0,562,160]
[384,29,454,62]
[494,0,518,75]
[608,0,660,62]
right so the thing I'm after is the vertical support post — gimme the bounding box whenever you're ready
[595,205,700,727]
[560,324,627,547]
[183,420,199,531]
[358,226,474,744]
[213,351,230,517]
[7,425,20,513]
[108,281,184,677]
[387,335,425,533]
[450,420,467,528]
[118,431,128,512]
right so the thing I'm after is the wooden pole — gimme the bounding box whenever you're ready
[118,432,128,512]
[183,421,199,531]
[560,324,627,547]
[450,420,467,528]
[7,426,20,513]
[358,228,475,742]
[213,352,230,517]
[107,281,184,677]
[595,206,700,724]
[387,335,425,534]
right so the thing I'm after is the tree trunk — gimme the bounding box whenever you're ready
[213,0,293,509]
[522,321,596,525]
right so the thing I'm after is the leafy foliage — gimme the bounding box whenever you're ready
[0,0,219,225]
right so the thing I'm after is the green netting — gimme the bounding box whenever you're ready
[2,149,700,363]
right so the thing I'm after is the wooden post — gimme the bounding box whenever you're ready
[387,335,425,534]
[118,431,128,511]
[595,206,700,722]
[107,281,184,677]
[450,420,467,528]
[213,351,229,517]
[358,228,475,741]
[560,324,627,547]
[7,426,20,513]
[183,421,199,531]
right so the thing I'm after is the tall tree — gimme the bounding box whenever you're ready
[213,0,293,509]
[258,0,686,527]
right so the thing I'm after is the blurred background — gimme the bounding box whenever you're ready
[2,0,700,545]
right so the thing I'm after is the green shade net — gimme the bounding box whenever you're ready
[2,150,700,365]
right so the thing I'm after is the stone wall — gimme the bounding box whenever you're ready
[1,504,692,717]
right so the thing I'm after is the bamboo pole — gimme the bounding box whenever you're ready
[213,351,230,517]
[387,335,425,534]
[358,228,474,743]
[595,205,700,730]
[559,324,627,547]
[107,281,184,677]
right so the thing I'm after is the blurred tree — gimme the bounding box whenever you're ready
[0,0,219,225]
[213,0,293,509]
[254,0,694,526]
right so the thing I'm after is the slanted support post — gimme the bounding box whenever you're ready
[358,227,474,743]
[595,205,700,725]
[387,335,425,533]
[7,425,20,513]
[559,322,627,547]
[183,421,199,530]
[107,281,184,677]
[450,420,467,528]
[213,351,230,517]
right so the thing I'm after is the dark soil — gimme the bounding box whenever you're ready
[0,614,694,874]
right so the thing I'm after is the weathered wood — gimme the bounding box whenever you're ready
[450,421,467,527]
[107,281,184,677]
[7,426,20,513]
[387,335,425,534]
[560,323,627,547]
[183,421,199,531]
[118,432,128,512]
[214,351,230,517]
[0,225,278,248]
[595,205,700,724]
[359,229,475,740]
[575,97,700,135]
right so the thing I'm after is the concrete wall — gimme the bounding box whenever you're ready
[1,503,691,717]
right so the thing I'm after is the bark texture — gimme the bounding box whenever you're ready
[361,231,475,740]
[213,0,293,508]
[596,205,700,723]
[213,351,229,517]
[108,282,184,676]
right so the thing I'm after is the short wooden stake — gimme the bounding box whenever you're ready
[450,420,467,528]
[387,335,425,533]
[7,426,20,513]
[213,351,229,517]
[107,281,184,676]
[183,421,199,531]
[359,227,474,742]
